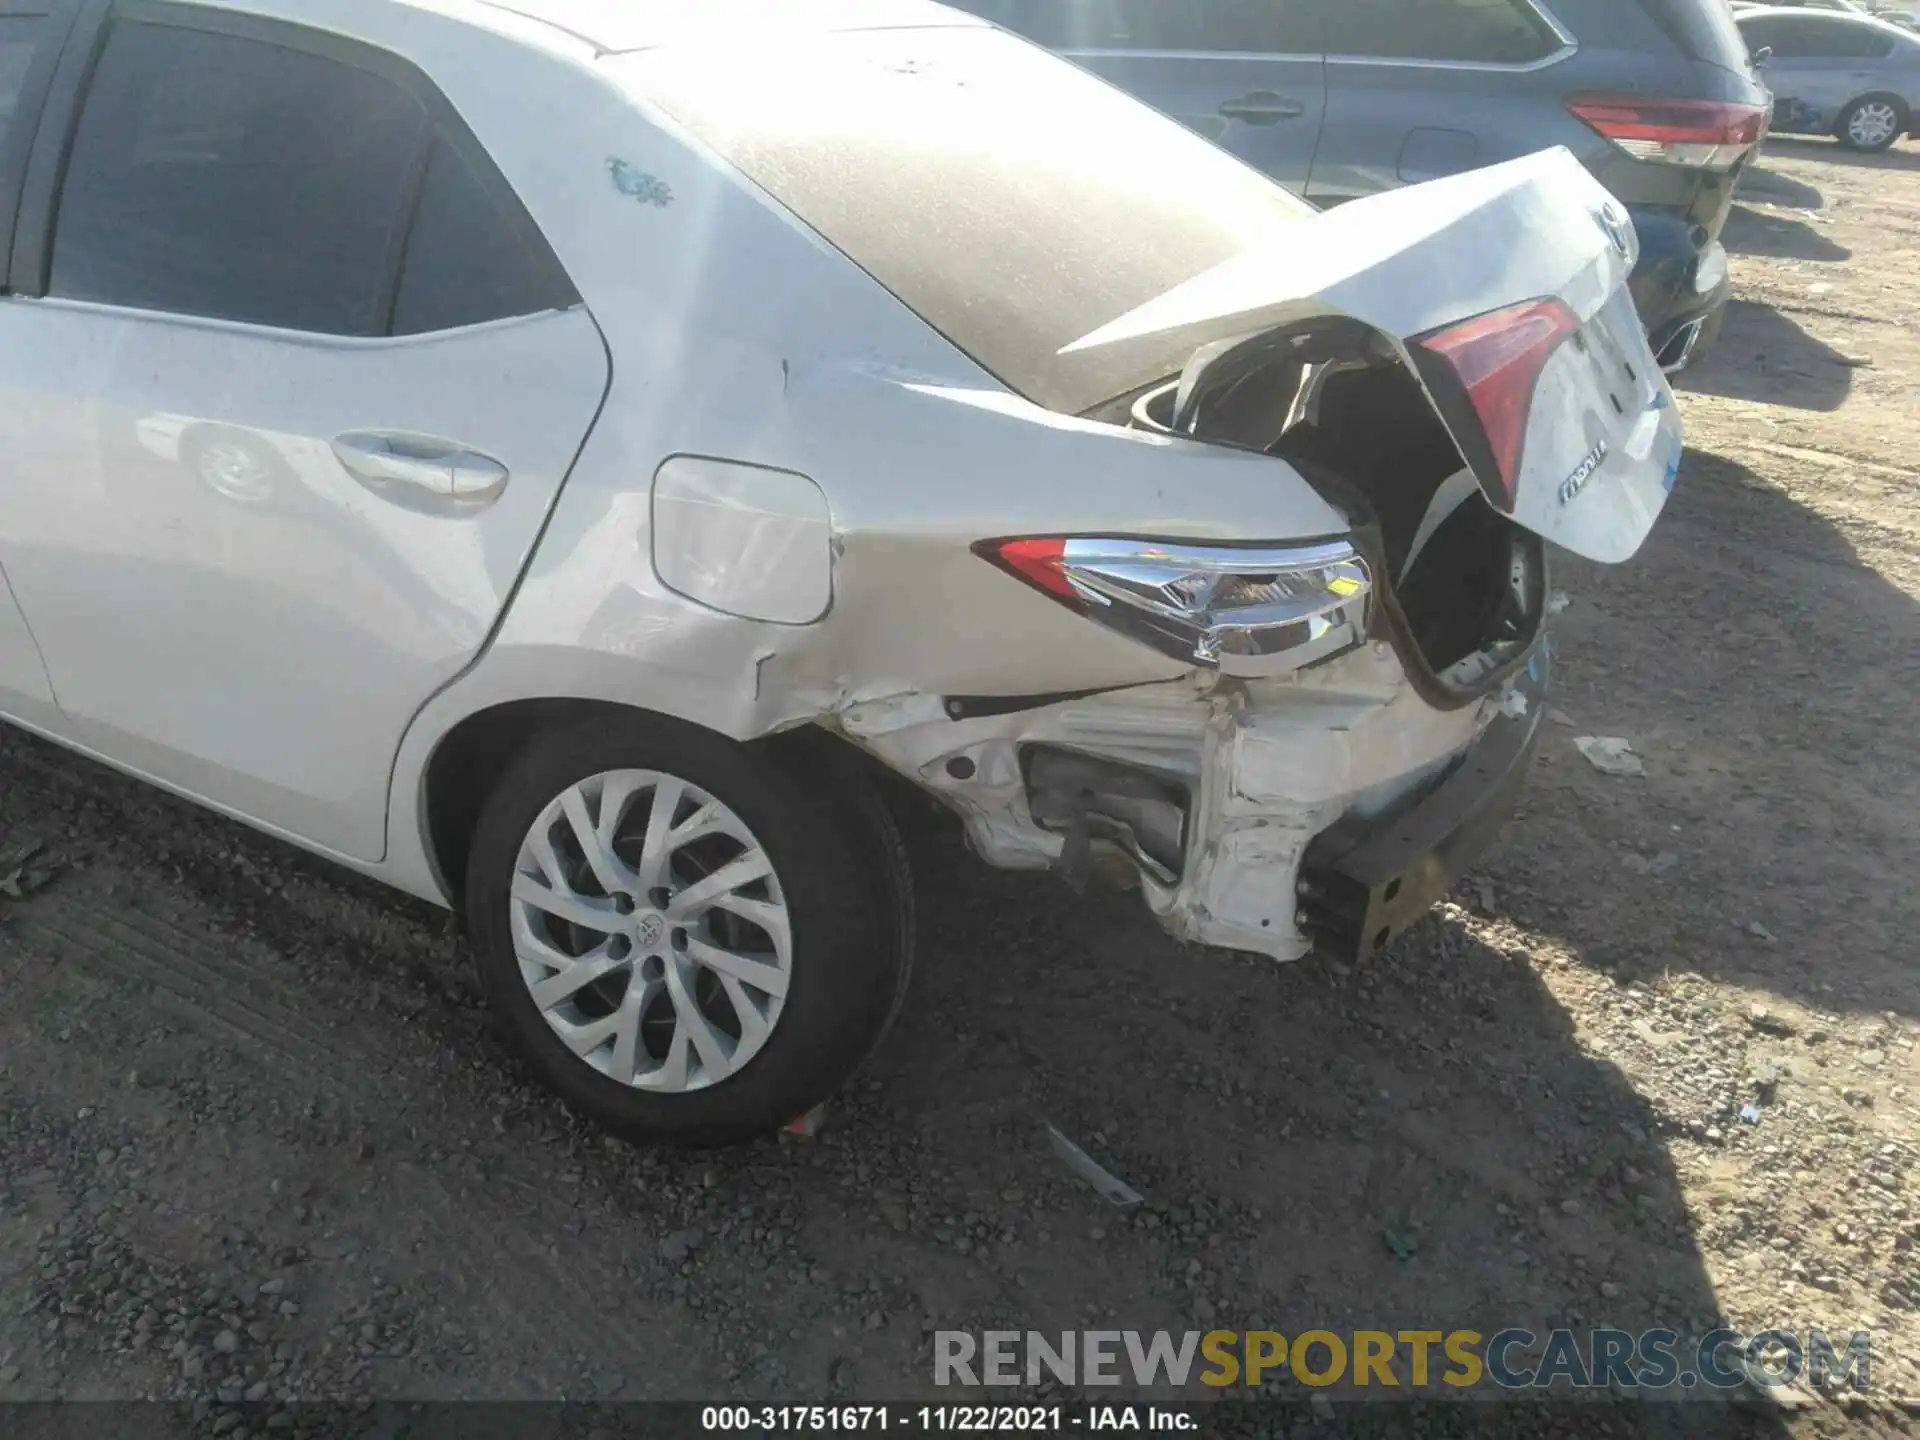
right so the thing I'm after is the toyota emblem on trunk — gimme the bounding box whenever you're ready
[1596,204,1634,259]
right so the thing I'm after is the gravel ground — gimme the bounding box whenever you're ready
[1,138,1916,1438]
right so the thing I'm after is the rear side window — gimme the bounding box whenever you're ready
[390,138,576,336]
[52,23,427,333]
[973,0,1323,52]
[1629,0,1757,71]
[48,19,575,335]
[1322,0,1561,63]
[1,11,46,142]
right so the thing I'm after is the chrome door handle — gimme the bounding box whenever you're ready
[332,433,509,507]
[1219,91,1306,124]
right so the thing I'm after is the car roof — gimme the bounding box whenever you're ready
[470,0,983,54]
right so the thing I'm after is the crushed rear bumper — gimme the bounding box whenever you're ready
[1296,648,1547,963]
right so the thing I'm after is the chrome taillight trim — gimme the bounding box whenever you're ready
[1054,538,1372,676]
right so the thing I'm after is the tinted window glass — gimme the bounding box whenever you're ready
[1323,0,1559,62]
[1632,0,1757,70]
[50,22,428,334]
[1759,14,1891,53]
[391,137,573,335]
[1828,21,1897,55]
[628,26,1315,415]
[982,0,1321,52]
[1,13,45,141]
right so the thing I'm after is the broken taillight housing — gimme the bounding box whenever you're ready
[974,537,1371,676]
[1413,297,1580,511]
[1566,95,1769,170]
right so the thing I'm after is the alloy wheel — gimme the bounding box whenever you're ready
[1848,101,1900,149]
[508,769,792,1093]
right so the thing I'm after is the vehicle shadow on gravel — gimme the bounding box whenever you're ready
[1737,164,1826,210]
[850,815,1794,1432]
[1723,203,1851,265]
[1528,444,1917,1023]
[1677,302,1856,411]
[1761,136,1920,175]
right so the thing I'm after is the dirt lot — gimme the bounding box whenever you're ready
[1,136,1916,1436]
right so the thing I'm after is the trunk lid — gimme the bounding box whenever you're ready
[1064,148,1685,565]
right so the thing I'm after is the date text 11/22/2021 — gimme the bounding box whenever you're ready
[701,1407,1195,1432]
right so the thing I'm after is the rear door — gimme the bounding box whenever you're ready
[1307,0,1576,204]
[976,0,1328,194]
[0,6,608,859]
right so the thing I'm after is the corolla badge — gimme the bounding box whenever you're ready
[1559,439,1609,506]
[1595,203,1634,260]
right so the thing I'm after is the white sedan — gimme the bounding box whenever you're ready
[0,0,1682,1143]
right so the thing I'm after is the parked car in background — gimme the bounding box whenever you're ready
[0,0,1683,1144]
[1736,8,1920,146]
[1733,0,1920,34]
[1733,0,1869,15]
[948,0,1769,374]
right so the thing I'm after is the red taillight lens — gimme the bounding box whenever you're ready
[1415,298,1579,511]
[1566,94,1769,168]
[980,536,1079,603]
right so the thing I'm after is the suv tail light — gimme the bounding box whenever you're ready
[1566,94,1769,169]
[974,537,1371,677]
[1413,298,1579,512]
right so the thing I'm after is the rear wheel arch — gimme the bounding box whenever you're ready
[420,696,917,906]
[424,697,614,902]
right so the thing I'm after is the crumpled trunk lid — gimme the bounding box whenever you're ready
[1065,148,1684,565]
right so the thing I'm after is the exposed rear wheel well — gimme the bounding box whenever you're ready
[423,698,923,904]
[426,698,645,902]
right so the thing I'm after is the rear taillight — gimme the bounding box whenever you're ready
[1414,298,1579,511]
[1566,94,1769,169]
[974,537,1371,677]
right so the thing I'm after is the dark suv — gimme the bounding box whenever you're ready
[950,0,1769,372]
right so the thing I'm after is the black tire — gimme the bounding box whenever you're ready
[465,713,914,1146]
[1834,94,1908,153]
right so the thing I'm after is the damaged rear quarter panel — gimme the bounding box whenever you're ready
[380,48,1352,899]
